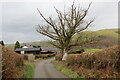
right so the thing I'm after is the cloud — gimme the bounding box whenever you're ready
[1,1,118,44]
[3,31,51,44]
[0,3,2,40]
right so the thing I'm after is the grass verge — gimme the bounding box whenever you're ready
[23,62,35,78]
[55,64,78,78]
[85,48,102,52]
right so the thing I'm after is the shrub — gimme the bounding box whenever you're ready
[35,54,55,59]
[0,40,4,46]
[23,55,28,60]
[67,46,120,78]
[68,49,85,54]
[55,54,63,61]
[14,41,20,50]
[2,46,24,79]
[27,54,35,61]
[76,49,85,53]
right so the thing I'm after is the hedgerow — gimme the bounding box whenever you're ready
[55,54,63,61]
[67,46,120,78]
[35,53,55,59]
[2,46,24,79]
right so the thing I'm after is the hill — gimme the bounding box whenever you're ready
[75,28,119,39]
[6,41,53,50]
[6,28,119,49]
[95,28,119,38]
[73,28,119,49]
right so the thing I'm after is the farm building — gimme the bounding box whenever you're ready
[15,46,58,54]
[15,48,41,54]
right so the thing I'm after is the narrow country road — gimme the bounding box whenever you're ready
[34,57,68,78]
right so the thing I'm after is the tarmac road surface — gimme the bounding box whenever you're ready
[34,57,68,78]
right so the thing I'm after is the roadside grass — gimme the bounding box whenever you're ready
[52,60,78,78]
[85,48,102,52]
[55,64,78,78]
[23,62,35,78]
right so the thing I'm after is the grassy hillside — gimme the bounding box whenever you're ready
[95,28,119,38]
[6,28,119,49]
[75,28,119,39]
[73,28,119,49]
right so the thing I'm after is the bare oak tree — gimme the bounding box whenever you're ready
[36,2,94,60]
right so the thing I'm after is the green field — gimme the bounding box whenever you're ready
[85,49,102,52]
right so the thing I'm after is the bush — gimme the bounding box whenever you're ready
[68,49,85,54]
[23,55,28,60]
[55,54,63,61]
[76,49,85,53]
[2,46,24,79]
[27,54,35,61]
[67,46,120,78]
[14,41,20,50]
[35,53,55,59]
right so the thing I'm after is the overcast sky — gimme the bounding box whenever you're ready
[0,0,119,44]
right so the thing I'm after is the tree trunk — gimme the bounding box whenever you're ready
[62,49,68,61]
